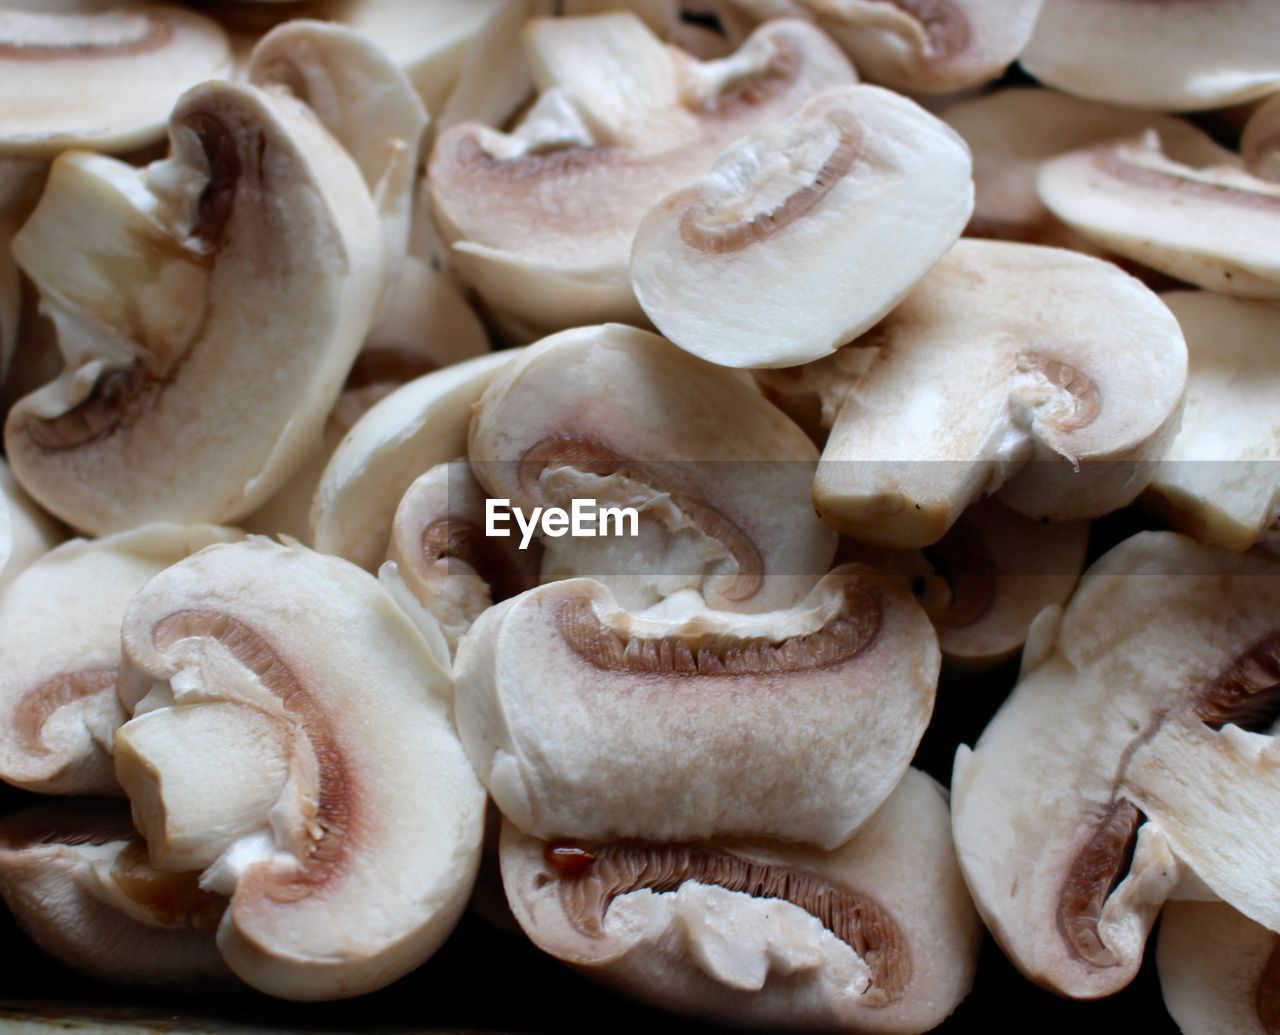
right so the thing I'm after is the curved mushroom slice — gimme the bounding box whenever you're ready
[0,159,44,382]
[454,565,938,847]
[0,801,228,988]
[1038,132,1280,300]
[0,523,239,797]
[502,768,979,1032]
[631,84,972,369]
[389,460,540,657]
[1158,902,1280,1035]
[0,457,61,593]
[1148,292,1280,553]
[0,5,232,158]
[1020,0,1280,112]
[469,324,835,612]
[814,239,1187,548]
[312,349,517,571]
[1245,94,1280,184]
[952,531,1280,999]
[429,15,855,335]
[113,539,486,1001]
[5,78,385,535]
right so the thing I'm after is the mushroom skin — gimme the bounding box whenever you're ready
[501,769,979,1034]
[5,78,386,535]
[113,539,486,1001]
[952,531,1280,999]
[814,239,1187,547]
[1243,93,1280,184]
[454,564,938,849]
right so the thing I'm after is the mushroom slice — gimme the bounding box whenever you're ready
[113,539,485,1001]
[429,16,854,335]
[469,324,835,612]
[311,349,517,571]
[502,768,979,1032]
[0,159,44,382]
[0,5,232,158]
[1038,132,1280,300]
[0,523,239,797]
[5,78,385,535]
[0,457,60,592]
[631,84,972,369]
[1020,0,1280,112]
[1148,292,1280,553]
[388,460,539,657]
[0,801,228,988]
[952,531,1280,998]
[1158,902,1280,1035]
[1244,93,1280,184]
[814,239,1187,548]
[454,564,938,848]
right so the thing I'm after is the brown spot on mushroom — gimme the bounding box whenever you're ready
[548,839,910,1005]
[12,666,117,756]
[1056,798,1143,967]
[0,10,175,62]
[519,434,764,602]
[150,609,357,905]
[344,349,438,392]
[23,365,163,452]
[556,575,881,675]
[1194,634,1280,734]
[1017,353,1102,432]
[887,0,970,61]
[679,110,861,254]
[110,839,225,931]
[184,111,244,254]
[920,524,995,628]
[420,518,535,604]
[1094,148,1280,213]
[1255,938,1280,1034]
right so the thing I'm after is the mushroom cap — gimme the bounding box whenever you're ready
[814,239,1187,547]
[500,768,980,1033]
[952,531,1280,998]
[114,538,486,1001]
[454,564,938,849]
[5,77,385,535]
[0,5,233,158]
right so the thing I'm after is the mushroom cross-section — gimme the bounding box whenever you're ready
[501,768,979,1033]
[454,564,938,848]
[5,78,386,535]
[0,456,60,593]
[113,539,486,1001]
[952,531,1280,999]
[1244,94,1280,184]
[813,238,1187,548]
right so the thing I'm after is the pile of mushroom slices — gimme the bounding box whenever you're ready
[2,0,1280,1031]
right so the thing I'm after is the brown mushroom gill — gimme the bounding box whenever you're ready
[1193,634,1280,734]
[691,33,803,120]
[343,349,437,391]
[679,110,861,254]
[24,366,161,452]
[419,518,534,604]
[556,578,881,675]
[110,839,226,930]
[1093,149,1280,214]
[0,12,175,62]
[151,609,356,905]
[0,809,133,852]
[1056,798,1144,968]
[1256,938,1280,1035]
[543,840,910,1006]
[1016,353,1103,432]
[13,666,116,757]
[918,524,995,628]
[518,434,764,602]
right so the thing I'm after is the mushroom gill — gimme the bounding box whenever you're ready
[1056,799,1144,968]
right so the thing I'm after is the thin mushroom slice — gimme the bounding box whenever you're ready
[0,159,44,382]
[1158,902,1280,1035]
[468,324,836,613]
[814,239,1187,548]
[501,768,979,1033]
[1244,94,1280,184]
[1020,0,1280,112]
[631,84,972,369]
[1038,132,1280,300]
[1148,292,1280,553]
[0,457,61,593]
[0,5,232,159]
[113,539,485,1001]
[5,78,385,535]
[952,531,1280,999]
[0,523,240,797]
[454,564,938,848]
[0,801,229,988]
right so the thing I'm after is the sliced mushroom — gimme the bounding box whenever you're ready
[814,239,1187,547]
[1148,292,1280,553]
[1158,901,1280,1035]
[0,158,44,382]
[1243,93,1280,184]
[0,456,60,592]
[5,78,386,534]
[0,523,239,797]
[501,768,979,1032]
[113,538,485,1001]
[952,531,1280,998]
[429,15,855,336]
[1020,0,1280,112]
[0,5,232,158]
[468,324,836,612]
[454,564,938,848]
[0,801,228,988]
[1038,132,1280,300]
[631,83,973,369]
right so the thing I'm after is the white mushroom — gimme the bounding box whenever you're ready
[0,456,60,593]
